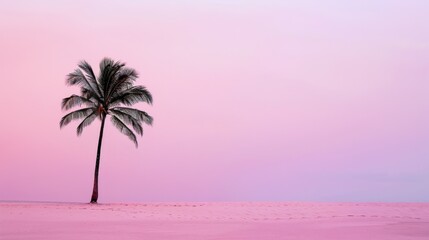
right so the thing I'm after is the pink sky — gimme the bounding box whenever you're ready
[0,0,428,202]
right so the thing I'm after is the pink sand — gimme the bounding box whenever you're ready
[1,202,428,239]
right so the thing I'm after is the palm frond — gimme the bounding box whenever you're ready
[78,60,102,97]
[106,68,139,100]
[60,107,95,128]
[110,107,153,125]
[110,115,138,147]
[61,94,96,110]
[99,58,125,96]
[110,109,143,135]
[109,86,153,106]
[80,87,103,102]
[66,69,102,101]
[76,112,97,136]
[118,68,138,83]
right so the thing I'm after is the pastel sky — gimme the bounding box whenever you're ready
[0,0,428,203]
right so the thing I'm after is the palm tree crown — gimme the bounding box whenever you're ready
[60,58,153,146]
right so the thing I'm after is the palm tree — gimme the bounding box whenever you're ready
[60,58,153,203]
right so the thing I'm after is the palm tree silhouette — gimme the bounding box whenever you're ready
[60,58,153,203]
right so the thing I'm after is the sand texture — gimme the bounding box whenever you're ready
[1,202,428,239]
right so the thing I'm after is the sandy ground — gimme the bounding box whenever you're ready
[1,202,428,239]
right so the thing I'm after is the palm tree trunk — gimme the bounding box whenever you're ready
[90,114,107,203]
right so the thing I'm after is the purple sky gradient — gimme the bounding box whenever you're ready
[0,0,428,202]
